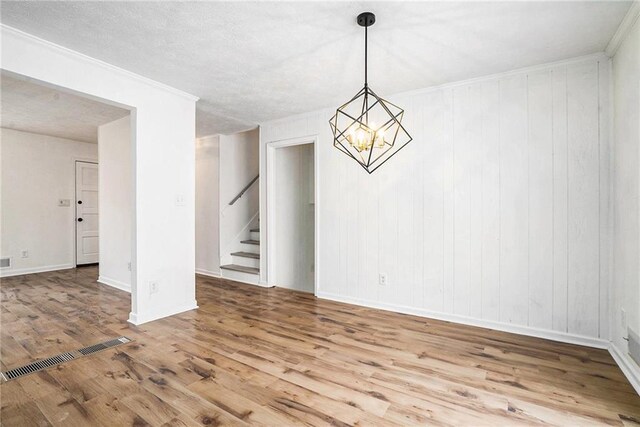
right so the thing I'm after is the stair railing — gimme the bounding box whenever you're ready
[228,174,259,206]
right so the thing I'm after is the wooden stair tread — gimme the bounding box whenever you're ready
[241,239,260,245]
[220,264,259,274]
[231,251,260,259]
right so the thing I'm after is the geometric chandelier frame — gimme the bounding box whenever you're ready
[329,12,412,174]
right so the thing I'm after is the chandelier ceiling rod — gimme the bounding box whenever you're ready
[364,20,368,87]
[358,11,375,87]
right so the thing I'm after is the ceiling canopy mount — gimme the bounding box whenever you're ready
[357,12,375,27]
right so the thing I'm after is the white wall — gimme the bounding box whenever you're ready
[0,128,97,276]
[1,25,198,324]
[274,143,314,292]
[260,54,610,346]
[196,135,220,277]
[98,116,132,292]
[611,8,640,373]
[219,128,259,264]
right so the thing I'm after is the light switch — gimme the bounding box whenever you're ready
[175,194,186,207]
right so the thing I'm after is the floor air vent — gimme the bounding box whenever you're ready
[0,336,131,382]
[78,336,130,356]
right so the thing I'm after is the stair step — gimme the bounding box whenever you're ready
[220,264,259,275]
[241,239,260,245]
[250,228,260,232]
[231,251,260,259]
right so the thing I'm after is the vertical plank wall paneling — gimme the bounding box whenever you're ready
[567,61,601,338]
[499,74,529,326]
[480,80,501,322]
[528,70,554,330]
[260,55,610,343]
[423,90,445,312]
[551,66,569,333]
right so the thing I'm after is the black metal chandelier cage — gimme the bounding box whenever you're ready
[330,12,412,174]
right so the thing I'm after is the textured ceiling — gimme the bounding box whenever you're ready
[0,1,631,136]
[1,73,129,143]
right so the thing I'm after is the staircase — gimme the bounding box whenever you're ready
[220,226,260,284]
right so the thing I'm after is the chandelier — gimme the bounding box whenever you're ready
[330,12,412,174]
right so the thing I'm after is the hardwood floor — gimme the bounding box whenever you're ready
[1,267,639,426]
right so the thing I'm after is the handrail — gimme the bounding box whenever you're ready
[228,174,259,206]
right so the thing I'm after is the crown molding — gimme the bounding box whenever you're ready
[260,52,608,129]
[606,1,640,57]
[1,24,199,102]
[392,52,609,100]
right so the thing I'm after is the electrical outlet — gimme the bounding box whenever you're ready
[379,273,387,286]
[21,250,29,258]
[175,194,186,207]
[127,262,131,271]
[150,281,159,294]
[622,308,627,330]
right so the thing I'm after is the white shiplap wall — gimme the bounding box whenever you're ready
[259,54,610,345]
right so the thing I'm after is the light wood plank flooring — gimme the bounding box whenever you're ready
[1,266,639,426]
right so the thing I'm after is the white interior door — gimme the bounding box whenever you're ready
[76,161,99,265]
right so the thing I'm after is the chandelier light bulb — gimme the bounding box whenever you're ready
[376,129,385,148]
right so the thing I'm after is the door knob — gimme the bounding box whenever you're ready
[78,200,83,204]
[78,218,83,222]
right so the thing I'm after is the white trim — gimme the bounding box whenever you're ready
[393,53,609,99]
[265,135,319,295]
[128,300,198,325]
[609,342,640,395]
[0,263,74,278]
[1,128,97,145]
[605,1,640,57]
[261,53,608,131]
[1,25,199,102]
[97,275,131,293]
[316,291,609,349]
[195,269,221,278]
[200,125,260,140]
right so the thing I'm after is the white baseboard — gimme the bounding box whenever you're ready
[0,263,74,278]
[97,275,131,293]
[315,291,609,350]
[128,300,198,325]
[195,269,221,278]
[609,343,640,395]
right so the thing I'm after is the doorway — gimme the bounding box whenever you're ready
[75,161,99,265]
[266,137,317,293]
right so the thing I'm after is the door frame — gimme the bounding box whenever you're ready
[265,135,319,294]
[74,159,98,266]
